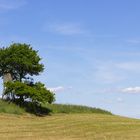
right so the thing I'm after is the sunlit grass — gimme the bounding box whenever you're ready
[45,103,112,115]
[0,113,140,140]
[0,100,140,140]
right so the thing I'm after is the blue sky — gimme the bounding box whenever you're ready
[1,0,140,118]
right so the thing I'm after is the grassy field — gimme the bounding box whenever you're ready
[45,103,112,115]
[0,99,112,115]
[0,100,25,115]
[0,113,140,140]
[0,100,140,140]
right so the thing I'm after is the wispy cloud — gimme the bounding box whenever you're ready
[0,0,26,11]
[121,87,140,94]
[93,62,125,84]
[102,97,124,104]
[94,68,123,84]
[44,22,86,35]
[116,62,140,72]
[99,86,140,94]
[126,39,140,44]
[93,61,140,84]
[48,86,72,93]
[116,97,124,103]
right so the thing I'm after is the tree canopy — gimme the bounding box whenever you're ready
[0,43,55,106]
[4,81,55,104]
[0,43,44,81]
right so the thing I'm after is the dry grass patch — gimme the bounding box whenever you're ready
[0,114,140,140]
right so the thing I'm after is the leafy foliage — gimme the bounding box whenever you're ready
[0,43,55,113]
[4,81,55,104]
[0,43,44,81]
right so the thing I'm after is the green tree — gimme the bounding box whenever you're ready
[0,43,55,106]
[4,81,55,104]
[0,43,44,82]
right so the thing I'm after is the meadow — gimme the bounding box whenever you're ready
[0,100,140,140]
[0,113,140,140]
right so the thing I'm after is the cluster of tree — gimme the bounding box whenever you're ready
[0,43,55,106]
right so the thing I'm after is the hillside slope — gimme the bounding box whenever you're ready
[45,103,112,114]
[0,99,112,115]
[0,113,140,140]
[0,100,25,114]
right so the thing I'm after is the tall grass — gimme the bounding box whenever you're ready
[45,103,112,115]
[0,100,25,115]
[0,99,112,115]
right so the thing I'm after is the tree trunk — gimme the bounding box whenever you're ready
[2,73,13,99]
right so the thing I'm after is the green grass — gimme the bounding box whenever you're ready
[0,99,112,115]
[45,103,112,115]
[0,113,140,140]
[0,100,25,115]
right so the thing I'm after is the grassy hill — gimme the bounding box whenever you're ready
[0,100,140,139]
[0,100,25,115]
[0,99,112,115]
[0,113,140,140]
[45,103,112,114]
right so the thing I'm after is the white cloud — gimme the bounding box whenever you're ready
[96,86,140,94]
[48,86,72,93]
[45,23,85,35]
[100,86,140,94]
[48,86,65,92]
[121,87,140,94]
[0,0,26,10]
